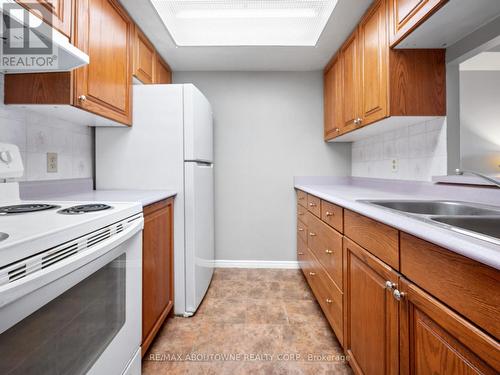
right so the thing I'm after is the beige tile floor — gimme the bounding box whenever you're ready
[142,268,353,374]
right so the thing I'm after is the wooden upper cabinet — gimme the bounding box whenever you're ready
[344,237,399,375]
[399,278,500,374]
[16,0,73,38]
[155,55,172,84]
[341,31,360,131]
[324,55,343,140]
[73,0,133,125]
[359,0,389,126]
[389,0,448,47]
[323,0,445,141]
[133,27,156,84]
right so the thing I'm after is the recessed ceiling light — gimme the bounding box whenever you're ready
[150,0,339,47]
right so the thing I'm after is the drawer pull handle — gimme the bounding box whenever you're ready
[298,252,304,255]
[309,232,317,237]
[309,272,316,276]
[385,281,396,290]
[326,211,334,217]
[309,202,317,207]
[325,249,333,254]
[298,228,304,232]
[326,298,333,304]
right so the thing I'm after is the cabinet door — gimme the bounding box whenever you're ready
[133,27,155,84]
[142,199,174,355]
[344,237,399,375]
[359,0,389,126]
[389,0,448,46]
[324,55,343,140]
[74,0,133,125]
[399,278,500,374]
[16,0,72,37]
[341,31,360,131]
[155,55,172,84]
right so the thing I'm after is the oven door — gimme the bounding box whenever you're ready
[0,216,143,375]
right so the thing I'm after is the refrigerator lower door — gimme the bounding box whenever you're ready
[184,162,215,314]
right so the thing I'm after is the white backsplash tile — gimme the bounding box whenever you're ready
[0,74,93,181]
[352,118,447,181]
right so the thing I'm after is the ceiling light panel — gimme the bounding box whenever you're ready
[150,0,338,46]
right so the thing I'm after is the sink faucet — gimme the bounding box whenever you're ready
[455,169,500,188]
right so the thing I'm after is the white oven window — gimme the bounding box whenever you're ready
[0,253,126,375]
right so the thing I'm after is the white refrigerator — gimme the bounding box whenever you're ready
[96,84,214,316]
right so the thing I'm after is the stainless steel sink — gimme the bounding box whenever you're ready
[362,200,500,216]
[0,232,8,242]
[431,217,500,242]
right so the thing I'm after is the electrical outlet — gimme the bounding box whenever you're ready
[47,152,58,173]
[391,159,398,173]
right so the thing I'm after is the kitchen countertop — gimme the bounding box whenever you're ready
[41,189,177,207]
[294,176,500,270]
[20,178,176,207]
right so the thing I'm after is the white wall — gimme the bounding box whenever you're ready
[351,118,447,181]
[0,75,93,181]
[459,70,500,174]
[174,71,351,262]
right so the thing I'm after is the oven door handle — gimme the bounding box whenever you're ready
[0,217,144,308]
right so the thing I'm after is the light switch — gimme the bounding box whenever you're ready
[47,152,58,173]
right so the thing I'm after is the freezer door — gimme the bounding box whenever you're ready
[184,162,215,313]
[184,85,213,163]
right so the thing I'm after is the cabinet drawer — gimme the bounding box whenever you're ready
[344,210,399,270]
[297,218,307,243]
[296,190,308,207]
[307,194,321,217]
[305,248,344,346]
[321,200,343,233]
[297,204,308,222]
[307,214,343,290]
[401,233,500,339]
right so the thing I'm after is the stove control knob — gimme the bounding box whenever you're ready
[0,150,12,164]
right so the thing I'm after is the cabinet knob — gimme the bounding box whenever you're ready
[325,211,334,217]
[298,252,304,255]
[385,281,396,290]
[78,95,87,102]
[326,298,333,304]
[325,249,333,254]
[298,227,304,232]
[309,272,316,276]
[335,128,340,133]
[354,117,362,125]
[393,289,405,301]
[309,202,317,207]
[309,232,317,237]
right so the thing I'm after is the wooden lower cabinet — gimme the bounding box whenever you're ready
[296,190,500,374]
[142,198,174,355]
[344,237,399,375]
[399,278,500,374]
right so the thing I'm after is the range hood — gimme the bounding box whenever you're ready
[0,0,89,73]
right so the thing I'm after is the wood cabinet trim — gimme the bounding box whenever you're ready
[16,0,73,38]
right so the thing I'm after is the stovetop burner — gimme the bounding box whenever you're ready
[58,204,113,215]
[0,204,60,215]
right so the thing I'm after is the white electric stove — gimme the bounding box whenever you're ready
[0,143,144,375]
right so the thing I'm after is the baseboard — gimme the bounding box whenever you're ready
[214,260,300,269]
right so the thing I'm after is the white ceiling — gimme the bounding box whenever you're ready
[119,0,372,71]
